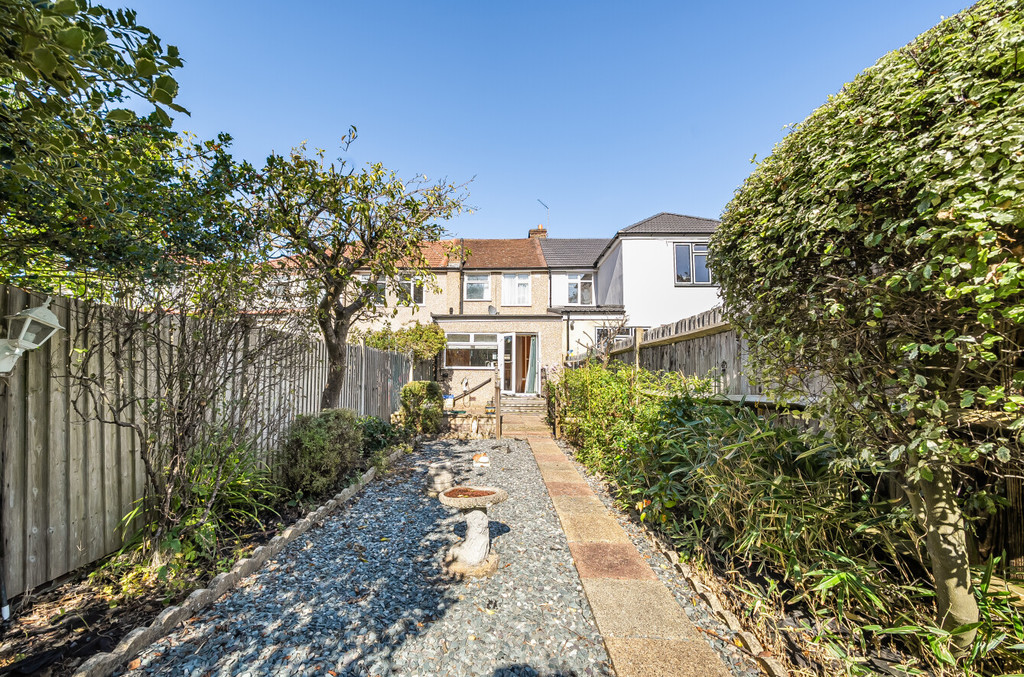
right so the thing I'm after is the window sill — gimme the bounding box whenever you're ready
[442,365,495,370]
[673,283,717,287]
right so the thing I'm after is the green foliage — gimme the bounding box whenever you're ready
[712,0,1024,649]
[253,132,466,409]
[0,0,212,280]
[553,361,710,473]
[102,431,281,596]
[401,380,444,434]
[280,408,364,497]
[360,321,447,361]
[555,363,1024,674]
[358,414,407,453]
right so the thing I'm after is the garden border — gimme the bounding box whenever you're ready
[73,444,414,677]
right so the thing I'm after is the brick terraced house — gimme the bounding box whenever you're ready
[351,213,720,409]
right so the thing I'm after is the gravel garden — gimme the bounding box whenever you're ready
[119,438,619,677]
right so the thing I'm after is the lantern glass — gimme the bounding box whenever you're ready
[21,319,56,347]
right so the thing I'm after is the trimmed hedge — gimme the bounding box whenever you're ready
[280,408,363,497]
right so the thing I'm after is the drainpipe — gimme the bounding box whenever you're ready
[458,238,465,316]
[566,311,570,354]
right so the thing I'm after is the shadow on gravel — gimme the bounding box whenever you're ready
[492,667,581,677]
[125,443,479,676]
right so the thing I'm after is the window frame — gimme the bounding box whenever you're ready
[501,272,532,307]
[463,273,491,301]
[397,274,425,305]
[359,274,387,305]
[566,271,595,306]
[673,242,714,286]
[443,332,499,370]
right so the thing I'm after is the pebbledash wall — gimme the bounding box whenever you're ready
[0,285,420,599]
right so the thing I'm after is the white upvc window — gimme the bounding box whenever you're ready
[501,273,531,306]
[567,272,594,305]
[674,243,712,285]
[359,274,387,305]
[464,273,491,301]
[444,332,499,369]
[398,274,424,304]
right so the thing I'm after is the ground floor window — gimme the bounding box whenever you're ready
[444,332,498,368]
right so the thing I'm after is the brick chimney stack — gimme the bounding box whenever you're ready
[528,225,547,239]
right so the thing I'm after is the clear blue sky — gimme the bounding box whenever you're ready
[127,1,971,239]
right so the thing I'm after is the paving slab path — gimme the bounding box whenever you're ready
[502,417,739,677]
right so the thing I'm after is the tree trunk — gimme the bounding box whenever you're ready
[915,463,980,649]
[320,343,347,410]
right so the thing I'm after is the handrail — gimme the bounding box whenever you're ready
[452,377,492,403]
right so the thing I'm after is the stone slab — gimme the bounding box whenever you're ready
[559,512,632,544]
[581,578,697,640]
[545,481,596,497]
[604,638,732,677]
[568,543,658,581]
[551,494,607,515]
[539,465,586,484]
[532,452,567,463]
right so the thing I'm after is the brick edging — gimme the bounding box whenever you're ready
[74,445,413,677]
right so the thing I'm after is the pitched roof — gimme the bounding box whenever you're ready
[619,212,719,235]
[539,238,610,268]
[455,238,547,269]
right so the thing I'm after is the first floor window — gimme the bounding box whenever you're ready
[444,332,498,368]
[398,275,424,304]
[464,273,490,301]
[567,272,593,305]
[502,273,531,306]
[360,274,387,305]
[674,243,712,285]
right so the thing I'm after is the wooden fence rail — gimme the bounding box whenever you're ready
[0,286,420,598]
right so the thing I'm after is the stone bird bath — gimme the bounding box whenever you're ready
[438,486,508,577]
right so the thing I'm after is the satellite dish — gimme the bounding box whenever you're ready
[487,305,497,315]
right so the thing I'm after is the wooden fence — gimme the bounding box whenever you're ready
[607,305,764,400]
[0,286,420,598]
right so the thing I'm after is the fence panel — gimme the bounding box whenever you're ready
[0,286,416,597]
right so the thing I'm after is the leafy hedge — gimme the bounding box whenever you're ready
[401,381,444,434]
[280,408,364,497]
[554,363,1024,675]
[712,0,1024,657]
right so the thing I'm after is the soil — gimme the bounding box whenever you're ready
[443,487,494,498]
[0,503,305,677]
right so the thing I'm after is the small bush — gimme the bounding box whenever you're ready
[359,415,407,453]
[401,380,443,434]
[280,408,363,497]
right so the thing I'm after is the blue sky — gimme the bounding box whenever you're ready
[127,1,971,239]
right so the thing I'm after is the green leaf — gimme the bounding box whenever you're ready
[57,26,86,51]
[135,57,157,77]
[105,108,135,123]
[31,46,58,75]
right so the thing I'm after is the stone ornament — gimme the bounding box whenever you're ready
[438,486,508,577]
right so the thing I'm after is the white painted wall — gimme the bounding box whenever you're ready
[595,241,623,306]
[619,237,721,328]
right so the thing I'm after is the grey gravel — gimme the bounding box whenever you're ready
[121,439,613,677]
[555,439,762,677]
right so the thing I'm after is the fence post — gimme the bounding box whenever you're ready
[493,363,502,440]
[359,340,366,416]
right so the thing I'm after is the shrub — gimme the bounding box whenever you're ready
[401,380,444,434]
[555,363,1024,674]
[361,321,447,360]
[280,408,363,497]
[359,415,407,453]
[712,0,1024,652]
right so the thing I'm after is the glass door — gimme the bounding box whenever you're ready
[501,334,514,394]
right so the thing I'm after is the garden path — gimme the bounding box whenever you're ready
[502,416,736,677]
